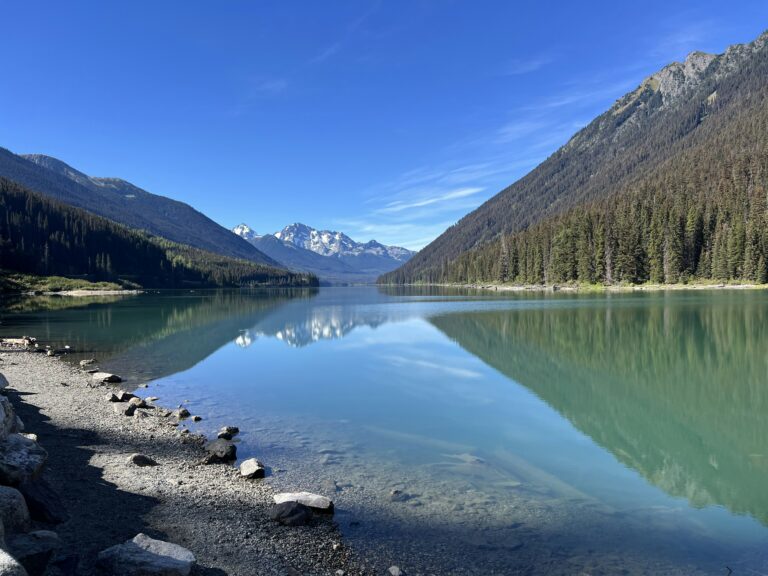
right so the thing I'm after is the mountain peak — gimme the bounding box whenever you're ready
[232,223,261,242]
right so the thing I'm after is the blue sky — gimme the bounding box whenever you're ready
[2,2,767,250]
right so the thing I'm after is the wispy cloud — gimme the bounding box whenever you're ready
[309,42,342,64]
[377,187,483,214]
[502,55,553,76]
[249,78,288,96]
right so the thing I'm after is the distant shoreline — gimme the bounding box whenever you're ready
[33,289,143,297]
[386,282,768,293]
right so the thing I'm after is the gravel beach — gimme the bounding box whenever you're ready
[0,350,366,576]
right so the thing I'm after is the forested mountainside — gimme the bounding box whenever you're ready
[382,31,768,284]
[0,178,317,288]
[0,149,278,266]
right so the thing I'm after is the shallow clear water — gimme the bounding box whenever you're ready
[2,287,768,574]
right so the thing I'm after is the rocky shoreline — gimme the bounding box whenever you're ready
[0,348,377,575]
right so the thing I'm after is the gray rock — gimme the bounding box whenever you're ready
[79,358,96,367]
[146,397,160,403]
[0,434,47,485]
[388,567,405,576]
[113,404,137,417]
[172,408,190,420]
[7,530,61,576]
[0,395,18,440]
[0,372,9,391]
[127,454,158,467]
[273,492,334,514]
[202,440,236,464]
[0,486,31,533]
[107,390,136,402]
[13,416,25,433]
[239,458,265,479]
[92,372,122,384]
[18,478,69,524]
[269,502,312,526]
[97,533,196,576]
[219,426,239,436]
[190,415,202,422]
[0,548,27,576]
[128,397,147,409]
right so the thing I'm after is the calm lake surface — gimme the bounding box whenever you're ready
[2,287,768,574]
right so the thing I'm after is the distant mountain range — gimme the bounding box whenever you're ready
[233,223,414,284]
[0,149,278,267]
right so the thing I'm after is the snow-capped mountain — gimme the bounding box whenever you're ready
[231,223,261,243]
[232,222,415,284]
[274,223,413,261]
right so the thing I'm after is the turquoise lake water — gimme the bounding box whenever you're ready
[2,287,768,574]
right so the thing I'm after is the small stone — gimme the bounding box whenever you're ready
[202,439,236,464]
[389,489,413,502]
[146,396,159,403]
[92,372,122,384]
[173,408,191,420]
[269,502,312,526]
[113,403,136,417]
[273,492,334,514]
[79,358,96,367]
[157,408,172,417]
[97,533,195,576]
[335,570,345,576]
[220,426,239,436]
[128,397,147,408]
[239,458,265,479]
[191,415,202,422]
[388,567,405,576]
[127,454,157,467]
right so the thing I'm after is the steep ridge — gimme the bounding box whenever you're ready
[382,30,768,284]
[0,149,279,266]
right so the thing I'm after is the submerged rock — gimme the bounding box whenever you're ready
[7,530,61,576]
[273,492,334,514]
[79,358,96,367]
[202,439,236,464]
[239,458,265,479]
[0,486,32,533]
[269,502,312,526]
[97,533,196,576]
[0,434,47,485]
